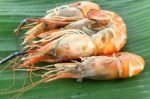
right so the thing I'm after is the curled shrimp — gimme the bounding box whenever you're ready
[17,9,127,67]
[14,1,101,44]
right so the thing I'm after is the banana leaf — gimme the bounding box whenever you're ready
[0,0,150,99]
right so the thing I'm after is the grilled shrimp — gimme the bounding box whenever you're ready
[15,9,127,67]
[2,52,144,98]
[32,52,145,82]
[15,1,101,44]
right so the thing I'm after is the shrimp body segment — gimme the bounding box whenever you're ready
[43,52,144,82]
[89,10,127,54]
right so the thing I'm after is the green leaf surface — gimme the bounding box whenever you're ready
[0,0,150,99]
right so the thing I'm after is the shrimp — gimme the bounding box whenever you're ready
[40,52,144,82]
[21,52,144,82]
[14,1,101,44]
[17,9,127,67]
[5,52,144,99]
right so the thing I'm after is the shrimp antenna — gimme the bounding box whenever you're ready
[0,51,27,64]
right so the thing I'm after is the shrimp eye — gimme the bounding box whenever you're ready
[50,48,57,57]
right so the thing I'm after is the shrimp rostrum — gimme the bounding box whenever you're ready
[18,9,127,67]
[15,1,101,44]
